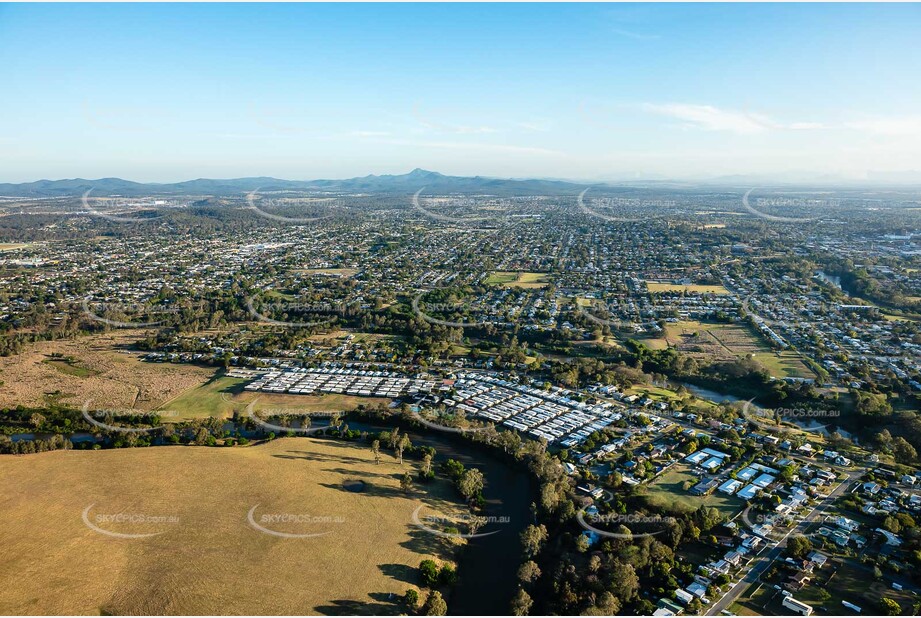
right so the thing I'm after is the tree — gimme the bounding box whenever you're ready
[458,468,485,501]
[879,597,902,615]
[608,561,640,602]
[442,459,465,480]
[397,433,411,464]
[403,589,419,612]
[893,437,917,464]
[419,559,440,588]
[517,561,541,585]
[520,524,548,558]
[467,515,488,537]
[401,472,414,494]
[785,534,812,559]
[438,564,456,586]
[371,439,381,465]
[883,515,902,534]
[510,589,532,616]
[422,453,433,476]
[422,591,447,616]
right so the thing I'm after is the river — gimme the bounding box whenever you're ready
[672,381,852,439]
[347,421,535,616]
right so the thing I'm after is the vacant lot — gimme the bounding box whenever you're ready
[626,384,717,413]
[0,332,215,410]
[299,268,360,278]
[644,464,744,518]
[663,320,813,379]
[484,271,550,289]
[645,282,730,295]
[0,438,466,615]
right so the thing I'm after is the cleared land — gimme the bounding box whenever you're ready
[299,268,360,278]
[663,320,813,379]
[643,464,744,518]
[0,438,466,615]
[626,384,717,413]
[645,282,730,295]
[0,332,215,410]
[484,271,550,289]
[160,374,392,420]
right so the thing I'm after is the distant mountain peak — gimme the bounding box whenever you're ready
[406,168,444,178]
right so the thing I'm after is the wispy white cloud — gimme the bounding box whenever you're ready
[643,103,825,135]
[644,103,772,134]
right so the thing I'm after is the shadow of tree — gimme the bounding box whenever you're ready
[272,450,369,466]
[378,562,418,585]
[321,467,402,480]
[313,594,399,616]
[317,481,410,500]
[399,524,459,562]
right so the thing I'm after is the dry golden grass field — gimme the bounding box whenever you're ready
[0,438,466,615]
[0,332,215,410]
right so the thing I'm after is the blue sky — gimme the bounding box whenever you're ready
[2,3,920,182]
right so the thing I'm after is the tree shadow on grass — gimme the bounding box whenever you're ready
[318,481,411,501]
[321,467,403,480]
[378,563,418,585]
[399,525,459,562]
[273,450,369,466]
[314,594,400,616]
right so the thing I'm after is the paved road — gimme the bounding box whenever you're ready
[706,474,852,616]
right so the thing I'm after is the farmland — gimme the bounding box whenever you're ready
[0,438,466,615]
